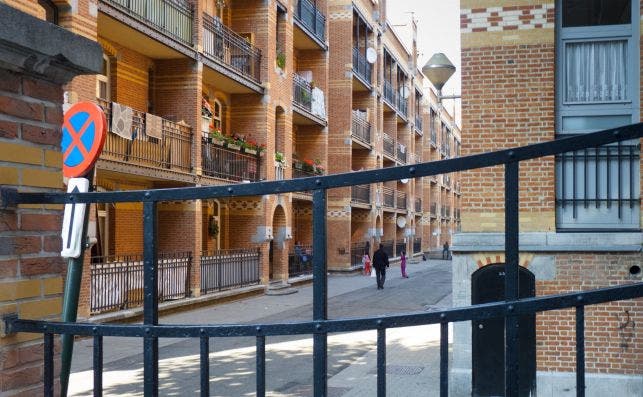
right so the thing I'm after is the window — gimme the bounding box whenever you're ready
[212,99,222,132]
[96,54,110,101]
[555,0,640,230]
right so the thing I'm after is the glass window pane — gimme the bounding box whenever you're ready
[561,115,631,132]
[563,0,630,27]
[565,40,627,103]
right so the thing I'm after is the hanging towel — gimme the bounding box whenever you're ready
[311,87,326,119]
[111,103,133,140]
[145,113,163,139]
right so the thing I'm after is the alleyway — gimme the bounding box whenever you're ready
[69,258,453,396]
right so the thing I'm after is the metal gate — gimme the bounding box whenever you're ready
[472,264,536,396]
[2,123,643,397]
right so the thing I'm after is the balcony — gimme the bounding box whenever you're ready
[382,186,395,208]
[293,74,327,125]
[101,0,193,46]
[430,202,437,217]
[351,185,370,205]
[415,198,422,212]
[351,111,371,147]
[294,0,326,45]
[430,129,437,147]
[202,13,261,83]
[352,47,372,87]
[98,100,193,177]
[201,140,260,182]
[396,95,408,118]
[415,116,423,134]
[382,133,395,159]
[396,143,407,164]
[396,191,407,210]
[383,80,395,108]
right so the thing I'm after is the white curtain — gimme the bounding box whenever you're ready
[565,40,627,102]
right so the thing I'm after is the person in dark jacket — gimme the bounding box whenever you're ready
[372,243,390,289]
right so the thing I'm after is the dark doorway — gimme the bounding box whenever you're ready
[471,264,536,396]
[268,240,274,280]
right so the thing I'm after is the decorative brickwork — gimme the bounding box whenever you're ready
[460,4,554,33]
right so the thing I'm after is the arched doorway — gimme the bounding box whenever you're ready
[471,264,536,397]
[270,205,287,281]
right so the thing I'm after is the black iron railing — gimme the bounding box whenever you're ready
[201,140,260,182]
[294,0,326,42]
[395,241,406,257]
[5,123,643,397]
[382,133,395,158]
[396,143,407,164]
[380,239,394,258]
[352,47,371,85]
[350,241,369,268]
[90,252,191,314]
[397,191,407,210]
[351,184,370,204]
[397,96,408,118]
[200,248,261,294]
[351,111,371,145]
[202,13,261,82]
[430,127,437,146]
[382,186,395,208]
[288,244,314,277]
[383,80,395,107]
[293,73,313,112]
[413,238,421,254]
[415,116,423,132]
[98,99,193,173]
[103,0,193,44]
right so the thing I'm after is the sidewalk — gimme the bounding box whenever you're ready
[69,258,453,396]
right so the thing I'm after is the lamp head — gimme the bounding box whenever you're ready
[422,53,456,91]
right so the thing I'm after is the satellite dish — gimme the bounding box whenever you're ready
[366,47,377,64]
[400,178,408,184]
[396,216,407,228]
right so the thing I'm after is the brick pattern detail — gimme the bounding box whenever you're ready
[460,4,555,33]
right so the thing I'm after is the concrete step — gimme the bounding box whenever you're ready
[266,281,298,296]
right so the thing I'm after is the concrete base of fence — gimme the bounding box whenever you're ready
[84,284,266,323]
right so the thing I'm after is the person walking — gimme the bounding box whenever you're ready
[372,243,389,289]
[443,241,450,260]
[362,252,371,276]
[400,250,408,278]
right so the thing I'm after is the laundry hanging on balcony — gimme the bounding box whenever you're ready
[111,103,133,140]
[145,113,163,139]
[311,87,326,119]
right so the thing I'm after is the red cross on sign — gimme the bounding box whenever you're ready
[61,102,107,178]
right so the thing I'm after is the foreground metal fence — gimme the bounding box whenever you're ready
[200,248,260,294]
[3,123,643,397]
[90,252,191,314]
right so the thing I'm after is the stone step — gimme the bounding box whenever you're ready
[266,281,298,296]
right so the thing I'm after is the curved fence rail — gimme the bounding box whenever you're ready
[3,123,643,397]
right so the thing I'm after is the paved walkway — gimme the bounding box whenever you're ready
[69,258,453,396]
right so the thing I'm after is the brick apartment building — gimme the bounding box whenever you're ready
[1,0,460,319]
[453,0,642,396]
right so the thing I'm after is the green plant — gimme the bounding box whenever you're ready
[276,51,286,69]
[275,151,285,164]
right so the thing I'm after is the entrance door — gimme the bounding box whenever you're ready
[268,240,274,280]
[471,264,536,396]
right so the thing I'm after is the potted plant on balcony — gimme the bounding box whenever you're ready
[225,133,244,151]
[302,158,315,173]
[242,137,259,155]
[209,128,225,146]
[275,151,285,165]
[313,159,325,175]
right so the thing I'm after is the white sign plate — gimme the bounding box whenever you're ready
[60,178,89,258]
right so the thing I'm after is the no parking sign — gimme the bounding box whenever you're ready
[60,102,106,258]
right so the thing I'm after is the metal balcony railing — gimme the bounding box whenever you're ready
[396,95,408,118]
[351,184,370,204]
[352,47,372,85]
[383,80,395,106]
[382,186,395,208]
[430,128,437,146]
[294,0,326,42]
[382,133,395,158]
[7,123,642,397]
[98,99,192,173]
[351,111,371,145]
[201,249,261,294]
[396,143,407,164]
[201,141,261,182]
[103,0,193,44]
[90,252,191,314]
[415,116,423,132]
[293,73,312,112]
[202,13,261,82]
[396,191,407,210]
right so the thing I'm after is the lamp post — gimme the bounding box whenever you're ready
[422,53,461,103]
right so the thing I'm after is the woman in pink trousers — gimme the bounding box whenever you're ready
[400,250,409,278]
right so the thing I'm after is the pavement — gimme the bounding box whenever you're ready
[68,258,453,396]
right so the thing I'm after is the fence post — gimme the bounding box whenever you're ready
[504,161,519,396]
[312,189,328,397]
[143,200,159,395]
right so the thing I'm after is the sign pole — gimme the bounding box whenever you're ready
[60,171,94,397]
[58,101,107,397]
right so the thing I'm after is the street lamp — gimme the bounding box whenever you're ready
[422,53,461,103]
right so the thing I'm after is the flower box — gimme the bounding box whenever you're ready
[212,138,225,146]
[244,148,257,155]
[227,143,241,151]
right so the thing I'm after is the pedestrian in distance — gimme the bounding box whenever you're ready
[372,243,389,289]
[362,252,372,276]
[443,240,450,260]
[400,250,408,278]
